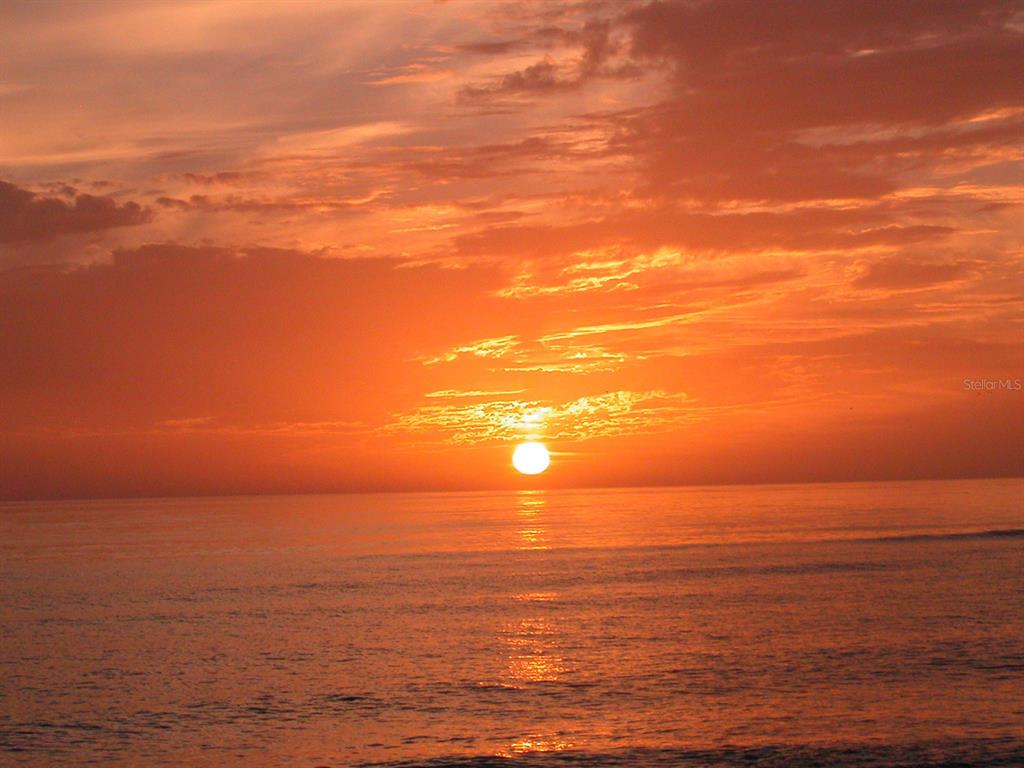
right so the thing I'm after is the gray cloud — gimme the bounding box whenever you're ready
[0,180,150,244]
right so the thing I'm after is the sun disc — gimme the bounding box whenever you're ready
[512,442,550,475]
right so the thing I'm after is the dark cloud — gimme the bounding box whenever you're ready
[0,180,150,244]
[458,58,575,102]
[458,14,639,103]
[454,204,958,259]
[626,0,1022,79]
[454,0,1022,204]
[182,171,262,186]
[455,40,522,55]
[617,0,1022,198]
[155,192,364,215]
[854,257,978,289]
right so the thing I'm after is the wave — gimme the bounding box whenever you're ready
[369,528,1024,563]
[356,739,1024,768]
[867,528,1024,543]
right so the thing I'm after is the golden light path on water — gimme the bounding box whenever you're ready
[497,491,574,757]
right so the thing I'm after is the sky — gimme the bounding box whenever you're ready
[1,0,1022,499]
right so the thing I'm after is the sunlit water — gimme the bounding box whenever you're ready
[1,479,1022,767]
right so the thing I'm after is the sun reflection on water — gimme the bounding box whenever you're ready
[504,616,566,683]
[498,736,575,757]
[516,490,550,550]
[495,491,576,756]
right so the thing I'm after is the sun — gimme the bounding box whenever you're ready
[512,442,551,475]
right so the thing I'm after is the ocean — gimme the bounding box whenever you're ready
[1,479,1022,767]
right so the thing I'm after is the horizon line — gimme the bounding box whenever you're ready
[2,471,1021,505]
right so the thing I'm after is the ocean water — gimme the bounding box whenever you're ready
[0,479,1022,767]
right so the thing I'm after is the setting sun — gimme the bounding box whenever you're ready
[512,442,551,475]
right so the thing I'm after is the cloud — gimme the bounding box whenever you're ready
[597,0,1024,206]
[421,335,521,365]
[387,389,692,444]
[424,389,526,399]
[455,40,522,55]
[459,57,573,102]
[0,179,150,243]
[854,257,978,289]
[453,205,960,261]
[457,17,640,103]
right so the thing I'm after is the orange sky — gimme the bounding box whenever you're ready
[1,0,1022,499]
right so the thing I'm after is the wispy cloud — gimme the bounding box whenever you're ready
[387,390,692,444]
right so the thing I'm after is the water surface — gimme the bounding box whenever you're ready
[1,479,1022,766]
